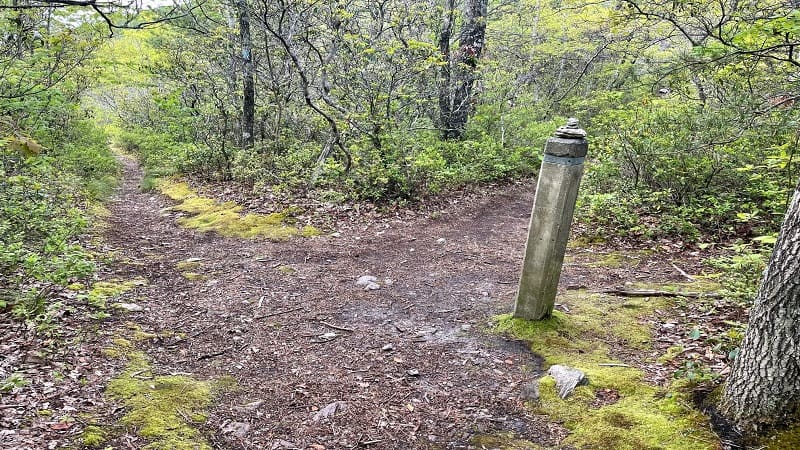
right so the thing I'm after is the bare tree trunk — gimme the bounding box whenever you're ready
[438,0,455,136]
[236,0,255,149]
[438,0,487,140]
[720,177,800,432]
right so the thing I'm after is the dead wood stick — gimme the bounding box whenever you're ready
[320,321,354,332]
[670,262,695,282]
[597,289,721,299]
[253,306,303,319]
[197,346,233,361]
[309,336,341,344]
[598,363,631,367]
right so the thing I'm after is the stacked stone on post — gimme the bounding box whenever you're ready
[514,118,588,320]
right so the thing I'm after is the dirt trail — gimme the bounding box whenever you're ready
[95,154,574,449]
[0,152,712,449]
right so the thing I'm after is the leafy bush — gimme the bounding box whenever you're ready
[578,97,796,240]
[1,119,117,320]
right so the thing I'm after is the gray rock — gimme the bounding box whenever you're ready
[554,117,587,139]
[114,303,144,312]
[356,275,380,290]
[356,275,377,285]
[221,421,250,438]
[311,401,347,421]
[233,400,264,413]
[547,364,588,399]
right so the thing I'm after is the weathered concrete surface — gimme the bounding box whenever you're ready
[514,121,587,320]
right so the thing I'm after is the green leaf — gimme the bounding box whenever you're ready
[752,235,777,245]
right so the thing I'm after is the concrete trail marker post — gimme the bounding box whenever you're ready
[514,118,588,320]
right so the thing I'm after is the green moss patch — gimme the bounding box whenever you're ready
[158,180,196,201]
[176,258,203,271]
[157,179,317,241]
[82,425,107,447]
[629,279,723,295]
[471,432,544,449]
[181,272,207,281]
[276,265,296,275]
[101,335,232,450]
[760,425,800,449]
[301,225,321,237]
[108,373,213,450]
[83,278,147,309]
[493,291,717,449]
[176,258,208,281]
[584,251,638,268]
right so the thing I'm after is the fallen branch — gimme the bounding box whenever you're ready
[197,347,233,361]
[598,363,631,368]
[597,289,722,299]
[320,321,354,333]
[670,262,695,282]
[253,306,303,319]
[309,335,341,344]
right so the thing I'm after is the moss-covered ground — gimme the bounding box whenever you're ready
[760,426,800,449]
[491,290,719,449]
[83,277,148,309]
[472,432,545,449]
[157,179,320,241]
[94,328,235,449]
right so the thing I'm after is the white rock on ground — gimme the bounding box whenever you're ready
[547,364,588,399]
[356,275,380,290]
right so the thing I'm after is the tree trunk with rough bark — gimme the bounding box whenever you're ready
[438,0,455,137]
[438,0,487,140]
[236,0,255,149]
[720,177,800,432]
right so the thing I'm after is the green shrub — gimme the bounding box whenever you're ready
[1,119,116,321]
[578,97,796,240]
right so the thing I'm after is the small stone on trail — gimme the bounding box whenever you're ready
[381,343,395,352]
[356,275,380,290]
[356,276,377,285]
[436,238,446,244]
[312,401,347,421]
[233,400,264,413]
[114,303,144,312]
[406,369,420,377]
[221,421,250,438]
[547,365,588,399]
